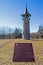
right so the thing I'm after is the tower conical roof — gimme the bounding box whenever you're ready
[21,6,31,17]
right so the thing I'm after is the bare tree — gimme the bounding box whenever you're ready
[13,28,22,38]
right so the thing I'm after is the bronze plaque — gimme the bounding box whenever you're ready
[13,43,35,62]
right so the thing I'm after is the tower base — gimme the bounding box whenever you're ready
[22,34,30,40]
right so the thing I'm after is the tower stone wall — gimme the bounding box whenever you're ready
[21,6,31,40]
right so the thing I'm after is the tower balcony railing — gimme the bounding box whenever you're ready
[22,17,30,21]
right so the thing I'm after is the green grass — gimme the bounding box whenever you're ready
[0,39,43,65]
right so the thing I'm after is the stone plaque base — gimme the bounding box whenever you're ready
[13,43,35,62]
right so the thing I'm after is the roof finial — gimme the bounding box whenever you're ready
[25,5,28,13]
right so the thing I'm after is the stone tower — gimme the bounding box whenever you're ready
[21,6,31,40]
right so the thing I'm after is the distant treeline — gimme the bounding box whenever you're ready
[0,28,22,39]
[0,25,43,39]
[31,25,43,39]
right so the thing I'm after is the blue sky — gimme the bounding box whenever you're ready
[0,0,43,33]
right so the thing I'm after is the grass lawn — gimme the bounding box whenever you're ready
[0,39,43,65]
